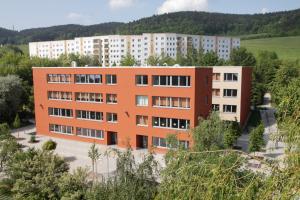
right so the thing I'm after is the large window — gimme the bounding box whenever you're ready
[152,137,190,149]
[179,140,190,149]
[136,115,148,126]
[75,74,102,84]
[76,110,103,121]
[48,108,73,118]
[224,73,238,81]
[48,91,72,101]
[106,74,117,84]
[107,113,118,123]
[223,89,237,97]
[223,105,237,113]
[152,137,167,148]
[152,76,190,87]
[152,117,190,130]
[47,74,71,83]
[136,75,148,85]
[75,92,103,103]
[49,124,73,134]
[136,95,148,106]
[76,127,104,139]
[106,94,117,104]
[152,96,190,109]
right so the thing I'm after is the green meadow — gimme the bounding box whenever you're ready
[242,36,300,61]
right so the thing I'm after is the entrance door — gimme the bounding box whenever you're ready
[108,132,118,145]
[136,135,148,149]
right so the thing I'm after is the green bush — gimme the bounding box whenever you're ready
[29,135,36,143]
[42,140,57,151]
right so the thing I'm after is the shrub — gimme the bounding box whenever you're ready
[42,140,57,151]
[29,135,36,143]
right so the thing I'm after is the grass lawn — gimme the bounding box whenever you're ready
[242,36,300,61]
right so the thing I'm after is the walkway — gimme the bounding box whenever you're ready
[259,93,285,160]
[11,127,165,178]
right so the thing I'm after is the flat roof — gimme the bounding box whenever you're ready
[32,66,245,69]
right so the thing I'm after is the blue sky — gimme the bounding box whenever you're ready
[1,0,300,30]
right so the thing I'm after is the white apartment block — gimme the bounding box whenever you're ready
[29,33,240,66]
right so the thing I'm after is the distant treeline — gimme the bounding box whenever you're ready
[0,9,300,44]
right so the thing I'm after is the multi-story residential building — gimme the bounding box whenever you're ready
[33,65,251,152]
[212,66,252,126]
[29,33,240,66]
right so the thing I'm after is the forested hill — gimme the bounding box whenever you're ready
[1,8,300,44]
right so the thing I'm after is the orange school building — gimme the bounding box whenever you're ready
[33,66,251,151]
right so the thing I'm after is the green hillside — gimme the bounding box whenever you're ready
[1,8,300,44]
[242,36,300,61]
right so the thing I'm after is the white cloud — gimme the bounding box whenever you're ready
[67,12,85,20]
[157,0,208,14]
[261,8,269,14]
[108,0,135,10]
[66,12,92,24]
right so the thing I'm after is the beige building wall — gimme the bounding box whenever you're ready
[212,66,243,123]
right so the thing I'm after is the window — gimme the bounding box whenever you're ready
[212,73,220,81]
[106,94,117,104]
[152,76,190,87]
[47,74,71,83]
[136,96,148,106]
[76,127,104,139]
[152,96,190,109]
[223,89,237,97]
[107,113,118,123]
[49,124,73,134]
[136,75,148,85]
[152,117,190,130]
[152,137,167,148]
[48,108,73,118]
[106,74,117,84]
[212,89,220,97]
[224,73,238,81]
[179,140,190,149]
[75,92,103,103]
[76,110,103,121]
[136,115,148,126]
[75,74,102,84]
[212,104,220,111]
[48,91,72,101]
[223,105,237,113]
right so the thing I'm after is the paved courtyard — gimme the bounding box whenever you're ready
[11,126,165,177]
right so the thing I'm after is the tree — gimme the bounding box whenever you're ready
[42,140,57,151]
[201,51,221,66]
[6,149,69,199]
[88,143,101,182]
[192,112,225,151]
[230,47,256,66]
[120,53,137,66]
[58,168,90,200]
[0,75,24,123]
[248,123,265,152]
[0,123,11,140]
[147,55,161,66]
[0,138,19,171]
[157,151,262,199]
[224,120,242,148]
[86,149,158,200]
[12,114,21,129]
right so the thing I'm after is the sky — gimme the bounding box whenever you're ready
[1,0,300,30]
